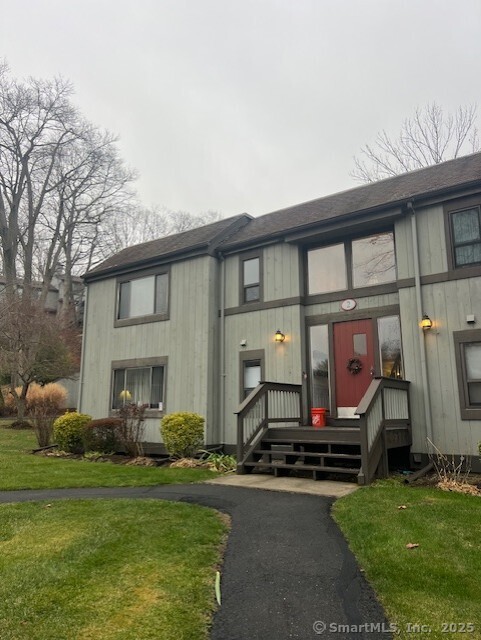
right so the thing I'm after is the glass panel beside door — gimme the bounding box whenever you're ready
[378,316,404,378]
[309,325,330,410]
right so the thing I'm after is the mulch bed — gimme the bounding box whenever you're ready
[34,449,170,467]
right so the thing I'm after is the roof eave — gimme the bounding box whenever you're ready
[83,243,209,283]
[221,178,481,252]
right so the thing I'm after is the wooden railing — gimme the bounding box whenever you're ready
[236,382,303,471]
[356,377,411,485]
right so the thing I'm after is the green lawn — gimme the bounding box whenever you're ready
[333,479,481,639]
[0,499,227,640]
[0,428,218,490]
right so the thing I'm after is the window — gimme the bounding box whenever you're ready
[240,349,264,399]
[307,244,346,294]
[240,253,262,304]
[309,325,330,409]
[307,232,395,296]
[243,360,261,398]
[117,272,168,322]
[112,360,166,410]
[352,233,396,287]
[378,315,404,378]
[450,207,481,268]
[454,330,481,419]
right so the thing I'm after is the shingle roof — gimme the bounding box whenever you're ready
[85,214,250,279]
[86,153,481,279]
[220,152,481,249]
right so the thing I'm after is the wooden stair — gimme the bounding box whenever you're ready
[235,378,412,485]
[243,426,362,480]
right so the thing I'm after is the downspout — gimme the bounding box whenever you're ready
[77,284,89,411]
[218,253,226,448]
[408,200,433,446]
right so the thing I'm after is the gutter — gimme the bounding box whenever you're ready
[218,253,226,446]
[408,200,434,447]
[77,285,89,411]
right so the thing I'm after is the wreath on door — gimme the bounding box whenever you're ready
[346,357,363,375]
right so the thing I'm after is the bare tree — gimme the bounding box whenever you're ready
[351,103,480,183]
[0,63,82,296]
[36,126,136,320]
[0,296,76,420]
[0,62,135,317]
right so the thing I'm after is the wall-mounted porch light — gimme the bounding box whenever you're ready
[274,329,286,343]
[420,314,433,330]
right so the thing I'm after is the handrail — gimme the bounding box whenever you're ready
[236,381,303,471]
[356,377,411,485]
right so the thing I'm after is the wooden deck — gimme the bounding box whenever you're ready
[236,379,412,485]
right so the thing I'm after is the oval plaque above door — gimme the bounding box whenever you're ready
[341,299,357,311]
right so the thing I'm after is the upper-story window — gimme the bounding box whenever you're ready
[117,271,169,324]
[241,252,262,303]
[451,207,481,268]
[307,232,396,295]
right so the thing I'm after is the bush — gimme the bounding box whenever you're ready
[3,383,69,447]
[4,382,66,411]
[28,383,68,447]
[53,411,91,453]
[116,404,147,457]
[200,451,237,472]
[83,418,122,454]
[160,412,205,458]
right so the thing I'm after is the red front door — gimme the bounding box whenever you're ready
[333,319,375,416]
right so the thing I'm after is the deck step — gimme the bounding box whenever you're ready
[254,449,361,460]
[266,427,360,444]
[244,461,360,475]
[262,438,361,446]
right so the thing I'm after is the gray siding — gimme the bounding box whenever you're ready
[397,200,481,458]
[81,193,481,460]
[80,256,218,444]
[400,279,481,457]
[224,243,300,308]
[223,305,304,444]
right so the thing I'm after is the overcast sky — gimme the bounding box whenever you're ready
[1,0,480,218]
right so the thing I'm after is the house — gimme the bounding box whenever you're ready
[80,152,481,482]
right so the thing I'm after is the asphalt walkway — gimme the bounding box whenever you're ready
[0,483,392,639]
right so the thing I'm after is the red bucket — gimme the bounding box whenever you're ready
[311,407,327,428]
